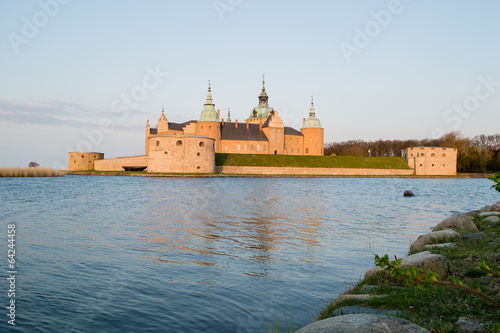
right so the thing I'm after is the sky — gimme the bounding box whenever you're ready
[1,0,499,168]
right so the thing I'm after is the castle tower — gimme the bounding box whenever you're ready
[196,81,221,152]
[301,97,324,155]
[246,75,275,126]
[157,106,169,135]
[262,109,285,155]
[145,118,151,155]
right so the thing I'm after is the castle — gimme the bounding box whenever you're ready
[68,77,324,173]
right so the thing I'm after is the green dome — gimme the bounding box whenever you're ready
[248,105,274,119]
[302,100,322,129]
[199,83,218,122]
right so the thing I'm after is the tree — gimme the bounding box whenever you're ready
[28,162,40,168]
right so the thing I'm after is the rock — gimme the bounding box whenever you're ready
[433,214,478,232]
[403,190,415,197]
[365,251,452,281]
[464,210,480,217]
[332,294,384,306]
[479,211,500,217]
[483,215,500,223]
[295,314,430,333]
[479,205,492,212]
[455,317,482,333]
[461,232,486,243]
[422,243,455,251]
[491,202,500,212]
[410,229,460,253]
[330,306,407,317]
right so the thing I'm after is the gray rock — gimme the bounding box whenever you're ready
[403,190,415,197]
[332,294,383,306]
[483,215,500,223]
[295,314,430,333]
[479,205,492,212]
[455,317,482,333]
[410,229,460,253]
[422,242,455,251]
[330,306,407,317]
[464,210,481,217]
[479,211,500,217]
[461,232,486,243]
[433,214,478,232]
[365,251,451,281]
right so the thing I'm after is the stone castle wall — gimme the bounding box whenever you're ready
[94,156,148,171]
[402,147,457,175]
[148,135,215,173]
[216,166,414,176]
[68,152,104,171]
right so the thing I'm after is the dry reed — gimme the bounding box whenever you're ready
[0,167,64,177]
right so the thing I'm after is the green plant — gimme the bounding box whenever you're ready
[489,172,500,192]
[268,310,296,333]
[374,254,500,309]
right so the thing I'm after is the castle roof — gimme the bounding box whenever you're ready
[284,127,303,136]
[221,122,268,141]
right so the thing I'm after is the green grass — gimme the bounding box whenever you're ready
[317,213,500,332]
[215,154,411,169]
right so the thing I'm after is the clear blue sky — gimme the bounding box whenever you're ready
[1,0,499,167]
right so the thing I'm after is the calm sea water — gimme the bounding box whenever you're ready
[0,176,498,333]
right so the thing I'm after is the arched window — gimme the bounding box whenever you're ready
[431,153,435,157]
[176,140,182,146]
[442,154,446,157]
[199,142,205,147]
[156,141,160,146]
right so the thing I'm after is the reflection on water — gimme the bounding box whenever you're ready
[0,176,497,333]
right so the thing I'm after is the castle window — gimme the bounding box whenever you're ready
[251,145,253,151]
[431,153,435,157]
[442,154,446,157]
[197,166,200,169]
[201,126,203,129]
[263,145,266,151]
[82,155,84,158]
[199,142,205,147]
[89,161,91,163]
[257,145,260,151]
[197,152,200,156]
[94,155,96,158]
[209,126,211,129]
[237,144,240,151]
[411,153,413,157]
[306,148,309,153]
[420,164,423,166]
[432,164,435,166]
[164,151,168,154]
[225,146,228,151]
[74,161,76,163]
[298,149,300,153]
[292,148,294,153]
[442,148,446,150]
[421,153,424,156]
[176,140,182,146]
[156,141,159,146]
[443,164,445,167]
[244,144,247,151]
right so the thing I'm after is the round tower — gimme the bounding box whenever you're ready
[301,97,324,155]
[196,81,221,152]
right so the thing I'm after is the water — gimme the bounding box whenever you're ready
[0,176,498,332]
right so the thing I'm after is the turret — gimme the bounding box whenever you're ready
[301,96,324,155]
[157,106,169,134]
[196,81,221,152]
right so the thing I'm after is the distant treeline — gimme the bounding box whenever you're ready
[324,132,500,173]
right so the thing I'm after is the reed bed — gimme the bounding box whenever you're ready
[0,167,64,177]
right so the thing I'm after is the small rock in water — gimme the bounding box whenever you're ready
[404,190,415,197]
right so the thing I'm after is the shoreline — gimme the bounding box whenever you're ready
[63,171,494,179]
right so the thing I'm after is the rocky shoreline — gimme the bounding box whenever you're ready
[297,201,500,333]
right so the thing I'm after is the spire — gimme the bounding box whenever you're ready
[262,74,265,92]
[227,108,231,122]
[310,96,315,116]
[258,74,269,107]
[302,96,322,129]
[159,105,167,121]
[146,118,150,126]
[205,80,213,105]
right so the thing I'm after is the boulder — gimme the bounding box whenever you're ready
[478,211,500,217]
[491,202,500,212]
[403,190,415,197]
[464,210,480,217]
[422,243,455,251]
[295,314,430,333]
[455,317,482,333]
[461,232,486,243]
[479,205,492,212]
[433,214,478,232]
[365,251,452,281]
[483,215,500,223]
[332,294,383,306]
[410,229,460,253]
[329,306,407,317]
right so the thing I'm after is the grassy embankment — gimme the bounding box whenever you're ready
[0,167,64,177]
[215,154,411,169]
[318,213,500,332]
